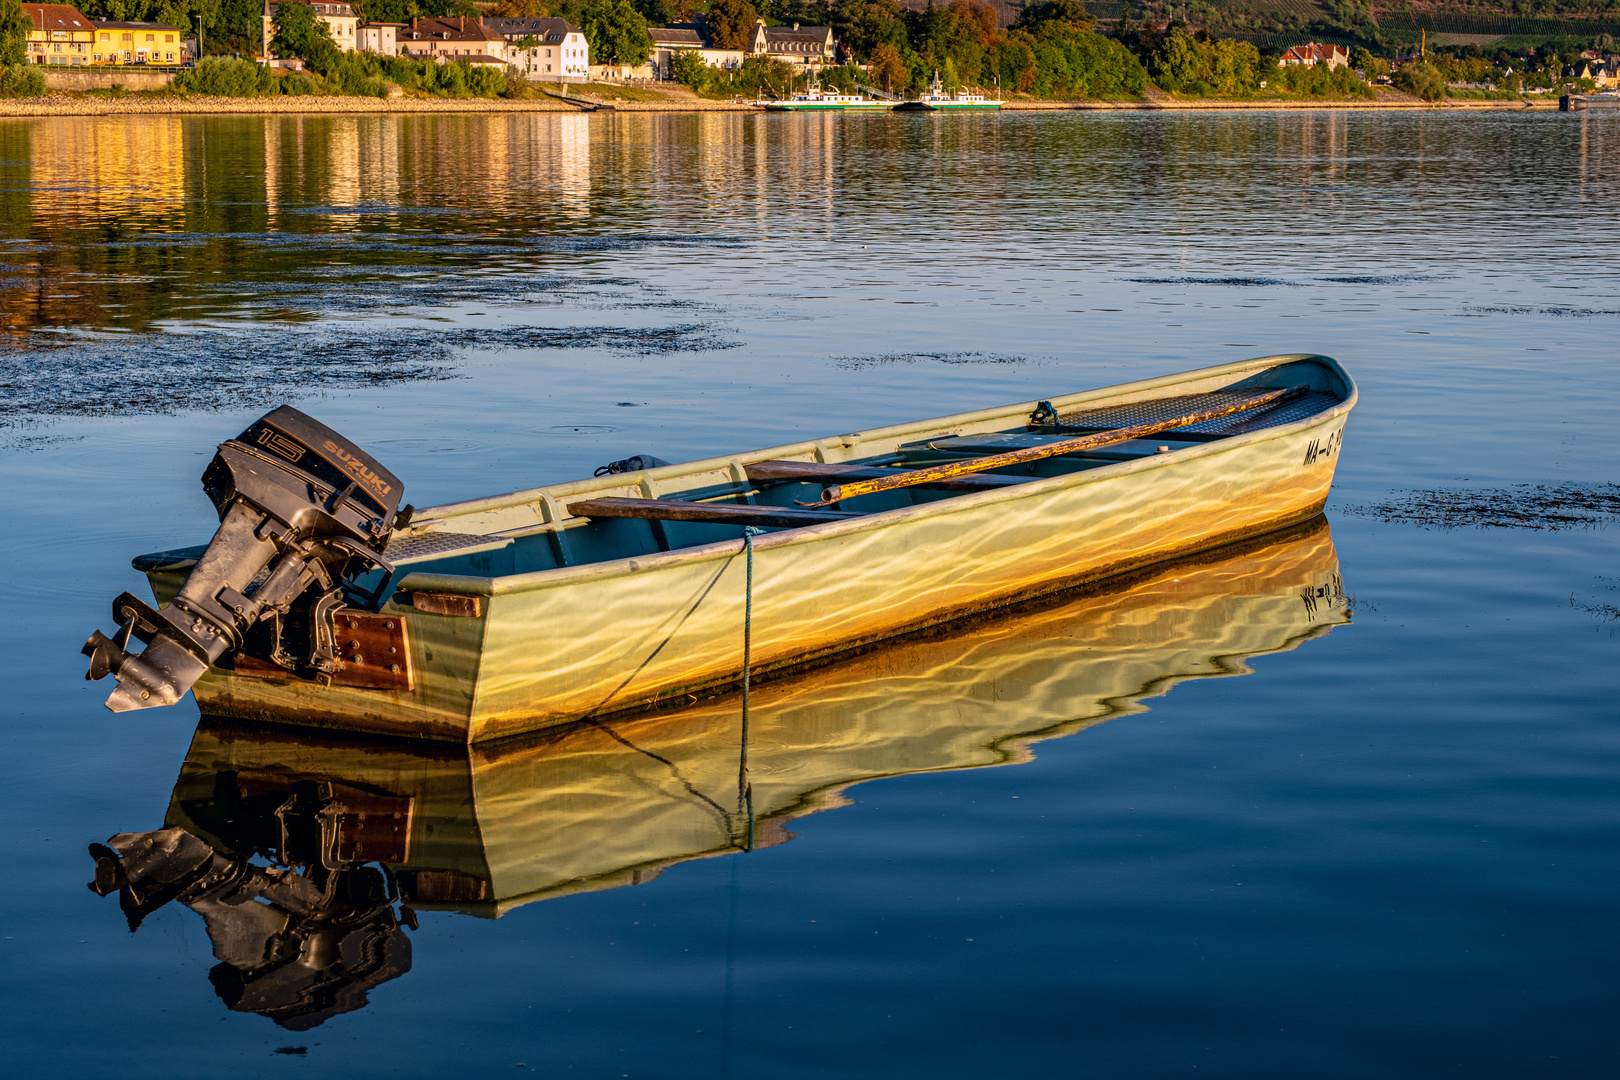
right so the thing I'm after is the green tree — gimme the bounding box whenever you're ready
[272,0,336,66]
[1012,0,1092,34]
[1148,26,1205,92]
[582,0,649,65]
[1393,59,1445,101]
[669,46,711,89]
[1349,46,1388,80]
[1206,38,1261,96]
[707,0,758,51]
[1,0,32,65]
[630,0,670,23]
[834,0,904,60]
[997,32,1037,92]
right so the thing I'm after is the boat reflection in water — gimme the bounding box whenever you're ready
[87,519,1348,1029]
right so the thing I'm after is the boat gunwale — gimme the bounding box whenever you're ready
[391,353,1355,600]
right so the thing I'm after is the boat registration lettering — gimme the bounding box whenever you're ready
[324,439,394,497]
[1303,429,1341,466]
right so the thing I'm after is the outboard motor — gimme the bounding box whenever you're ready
[83,407,407,712]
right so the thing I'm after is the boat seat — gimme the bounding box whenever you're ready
[745,459,1027,491]
[566,497,861,530]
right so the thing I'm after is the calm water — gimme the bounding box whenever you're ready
[2,110,1618,1077]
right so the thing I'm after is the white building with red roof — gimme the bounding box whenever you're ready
[1278,43,1349,70]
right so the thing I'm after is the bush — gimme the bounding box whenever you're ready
[324,53,388,97]
[669,47,712,91]
[435,59,468,96]
[500,67,546,98]
[280,72,317,95]
[174,56,273,97]
[0,62,46,98]
[1392,60,1447,101]
[1270,61,1375,100]
[467,63,505,98]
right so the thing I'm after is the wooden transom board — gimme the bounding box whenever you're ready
[232,609,414,691]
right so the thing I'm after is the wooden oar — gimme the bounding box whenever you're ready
[798,385,1309,508]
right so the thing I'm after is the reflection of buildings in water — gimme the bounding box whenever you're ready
[26,116,188,226]
[7,117,188,331]
[1278,111,1348,189]
[752,114,768,230]
[88,521,1347,1026]
[357,115,401,212]
[766,111,837,221]
[323,117,362,227]
[554,113,591,217]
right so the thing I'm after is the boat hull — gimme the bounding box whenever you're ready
[894,102,1002,111]
[154,353,1355,743]
[762,102,892,111]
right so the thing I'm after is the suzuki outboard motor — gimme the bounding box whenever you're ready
[83,407,407,712]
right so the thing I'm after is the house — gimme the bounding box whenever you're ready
[90,20,187,65]
[397,16,511,66]
[1278,43,1349,70]
[648,24,702,79]
[750,20,834,68]
[1573,56,1620,88]
[357,22,403,57]
[647,22,742,80]
[261,1,359,64]
[481,16,589,82]
[22,4,94,66]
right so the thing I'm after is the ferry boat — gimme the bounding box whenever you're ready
[757,75,891,111]
[895,71,1003,111]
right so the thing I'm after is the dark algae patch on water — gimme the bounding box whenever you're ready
[1344,483,1620,530]
[0,323,736,421]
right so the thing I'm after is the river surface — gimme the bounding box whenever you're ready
[1,110,1617,1077]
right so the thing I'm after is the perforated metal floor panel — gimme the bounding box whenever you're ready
[1058,389,1340,436]
[385,531,505,561]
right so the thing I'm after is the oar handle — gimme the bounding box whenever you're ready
[804,385,1309,508]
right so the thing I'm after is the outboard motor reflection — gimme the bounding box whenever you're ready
[82,407,408,712]
[88,777,416,1030]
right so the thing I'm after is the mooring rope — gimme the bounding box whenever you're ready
[736,526,764,851]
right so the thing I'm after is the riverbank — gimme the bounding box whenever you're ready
[1002,96,1555,110]
[0,88,1559,117]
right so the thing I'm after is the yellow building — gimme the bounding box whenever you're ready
[262,1,360,63]
[91,21,187,65]
[22,4,94,67]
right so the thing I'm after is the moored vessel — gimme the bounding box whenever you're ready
[895,71,1003,111]
[89,353,1356,744]
[757,74,891,111]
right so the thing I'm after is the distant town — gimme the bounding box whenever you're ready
[7,0,1620,104]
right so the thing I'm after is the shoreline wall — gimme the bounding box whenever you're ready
[42,70,174,92]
